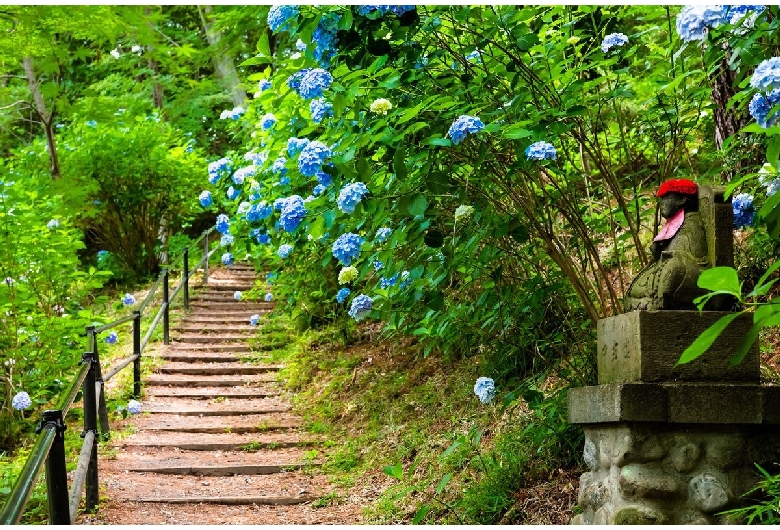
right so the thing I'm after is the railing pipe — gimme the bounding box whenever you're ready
[93,314,135,334]
[81,352,99,512]
[40,410,70,525]
[132,310,141,398]
[68,431,94,523]
[183,247,189,309]
[137,270,165,315]
[163,269,169,345]
[140,302,167,352]
[0,429,56,524]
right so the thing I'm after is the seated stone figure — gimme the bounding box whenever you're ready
[624,179,710,311]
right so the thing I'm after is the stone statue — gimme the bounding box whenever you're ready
[624,179,709,311]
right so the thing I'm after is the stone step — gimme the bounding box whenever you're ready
[169,343,252,352]
[174,334,255,344]
[119,440,318,451]
[136,496,317,505]
[195,293,263,302]
[177,325,255,333]
[182,316,263,324]
[155,365,282,376]
[144,408,289,416]
[198,284,255,292]
[145,388,279,399]
[116,431,319,451]
[144,378,275,387]
[144,424,299,434]
[189,302,272,311]
[153,353,245,363]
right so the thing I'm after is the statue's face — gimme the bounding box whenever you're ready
[659,193,687,219]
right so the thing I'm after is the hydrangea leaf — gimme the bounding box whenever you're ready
[503,124,532,139]
[696,266,741,297]
[406,193,428,216]
[516,33,540,51]
[393,146,407,179]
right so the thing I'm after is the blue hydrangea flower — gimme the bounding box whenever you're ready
[749,89,780,128]
[250,314,260,326]
[122,293,136,305]
[222,252,234,266]
[525,141,557,161]
[233,165,256,185]
[373,260,384,271]
[675,5,729,42]
[375,227,392,243]
[234,291,242,301]
[601,32,629,53]
[313,184,326,196]
[725,5,765,25]
[266,272,277,284]
[267,5,299,32]
[287,68,311,92]
[127,399,142,414]
[380,273,399,289]
[279,195,307,232]
[258,79,272,92]
[251,228,271,244]
[246,202,273,222]
[227,186,240,200]
[751,58,780,92]
[220,234,234,247]
[312,14,341,66]
[216,214,231,234]
[299,69,333,99]
[265,292,274,302]
[104,331,118,344]
[278,244,293,258]
[337,182,369,214]
[260,113,277,130]
[272,157,288,176]
[287,137,311,157]
[316,171,332,186]
[392,6,415,15]
[298,141,331,176]
[399,270,412,289]
[238,201,251,215]
[220,106,245,120]
[12,391,31,410]
[332,233,365,265]
[310,98,334,123]
[733,193,755,229]
[208,157,232,184]
[47,219,60,229]
[199,190,212,207]
[336,287,351,303]
[97,250,109,261]
[447,115,485,145]
[473,377,495,404]
[295,39,307,51]
[348,294,373,321]
[279,176,290,186]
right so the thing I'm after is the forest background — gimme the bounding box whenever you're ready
[2,4,780,523]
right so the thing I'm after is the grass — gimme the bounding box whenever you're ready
[257,314,583,524]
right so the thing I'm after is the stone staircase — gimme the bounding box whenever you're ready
[84,264,351,524]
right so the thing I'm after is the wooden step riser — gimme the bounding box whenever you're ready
[145,392,279,399]
[145,380,274,387]
[118,441,318,451]
[145,425,298,434]
[177,328,255,334]
[174,336,255,344]
[169,344,252,352]
[156,368,280,376]
[135,496,317,505]
[144,409,289,416]
[153,355,244,363]
[198,285,255,292]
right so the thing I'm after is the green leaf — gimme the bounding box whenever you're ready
[767,136,780,166]
[503,123,532,140]
[731,307,780,366]
[440,439,462,459]
[436,473,453,495]
[428,137,452,147]
[412,505,431,524]
[677,312,742,365]
[697,267,741,296]
[406,193,428,216]
[393,146,407,179]
[516,33,540,51]
[382,461,404,481]
[256,33,271,57]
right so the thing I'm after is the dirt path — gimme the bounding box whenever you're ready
[79,264,363,524]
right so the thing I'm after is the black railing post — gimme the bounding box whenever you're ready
[132,310,141,398]
[80,352,99,512]
[183,247,190,309]
[37,410,69,525]
[162,268,170,345]
[86,326,110,439]
[203,231,209,285]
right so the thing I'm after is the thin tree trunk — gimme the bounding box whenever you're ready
[149,57,165,113]
[710,51,751,181]
[23,56,60,179]
[198,5,246,107]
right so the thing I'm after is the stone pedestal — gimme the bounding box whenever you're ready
[569,311,780,525]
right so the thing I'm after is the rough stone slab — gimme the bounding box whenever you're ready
[120,441,318,451]
[177,325,255,333]
[568,384,667,424]
[144,379,275,387]
[664,383,763,424]
[153,354,244,363]
[136,496,317,505]
[597,311,758,384]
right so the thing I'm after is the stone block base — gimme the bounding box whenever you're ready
[570,423,780,525]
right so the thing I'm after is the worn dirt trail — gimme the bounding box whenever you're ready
[79,264,363,524]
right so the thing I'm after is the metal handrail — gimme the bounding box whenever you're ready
[0,227,220,524]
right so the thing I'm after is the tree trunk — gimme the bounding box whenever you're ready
[198,5,246,108]
[710,52,752,182]
[23,56,60,179]
[149,56,165,113]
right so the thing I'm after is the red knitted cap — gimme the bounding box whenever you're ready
[657,179,697,197]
